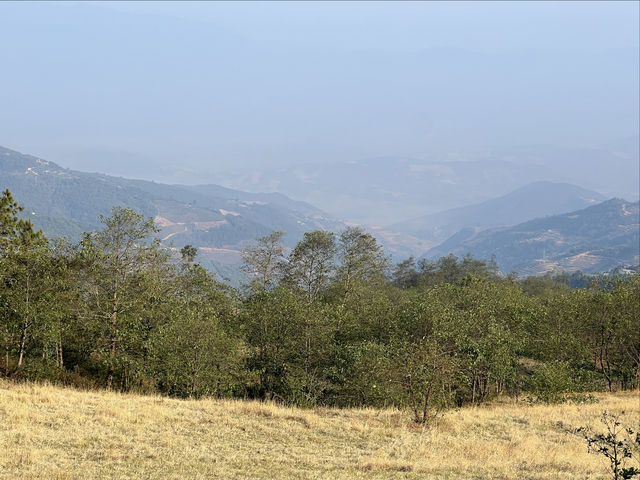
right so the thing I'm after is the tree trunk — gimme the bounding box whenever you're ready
[17,275,30,369]
[107,311,117,389]
[472,375,476,404]
[16,320,27,369]
[421,384,433,425]
[58,339,64,368]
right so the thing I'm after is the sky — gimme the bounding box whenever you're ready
[0,1,638,180]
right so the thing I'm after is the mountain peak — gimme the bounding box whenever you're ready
[391,181,606,243]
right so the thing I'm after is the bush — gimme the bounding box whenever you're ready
[577,411,640,480]
[526,360,579,403]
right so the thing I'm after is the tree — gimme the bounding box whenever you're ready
[241,230,285,292]
[395,338,458,424]
[586,282,624,391]
[180,244,198,263]
[392,256,419,289]
[335,226,388,303]
[612,275,640,389]
[150,267,245,398]
[417,253,499,287]
[241,288,332,405]
[577,412,640,480]
[450,277,528,402]
[76,207,170,389]
[0,189,44,255]
[283,230,336,303]
[0,189,51,373]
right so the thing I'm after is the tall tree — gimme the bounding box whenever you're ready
[0,189,50,372]
[392,256,419,289]
[76,207,170,389]
[241,230,285,292]
[335,226,388,303]
[283,230,336,303]
[150,263,245,398]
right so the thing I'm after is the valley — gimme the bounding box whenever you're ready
[2,145,637,279]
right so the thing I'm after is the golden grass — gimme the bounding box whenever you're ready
[0,380,638,479]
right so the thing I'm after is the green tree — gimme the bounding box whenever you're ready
[76,207,170,390]
[241,230,286,292]
[150,265,245,398]
[283,230,336,303]
[392,256,419,289]
[335,226,388,304]
[241,288,334,405]
[180,244,198,263]
[0,189,51,373]
[395,338,458,424]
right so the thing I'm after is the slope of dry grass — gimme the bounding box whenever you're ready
[0,380,638,479]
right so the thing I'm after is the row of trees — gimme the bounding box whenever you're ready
[1,189,638,423]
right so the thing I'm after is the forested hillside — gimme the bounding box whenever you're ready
[1,189,638,420]
[0,146,344,267]
[4,145,637,274]
[427,199,640,276]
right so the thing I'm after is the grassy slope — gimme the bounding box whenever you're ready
[0,380,638,480]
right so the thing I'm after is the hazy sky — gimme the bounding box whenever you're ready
[0,1,638,178]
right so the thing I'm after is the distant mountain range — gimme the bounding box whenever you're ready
[2,146,637,278]
[0,146,346,279]
[211,156,557,225]
[210,141,638,227]
[391,181,606,244]
[425,199,640,276]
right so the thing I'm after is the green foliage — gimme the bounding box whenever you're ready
[74,207,169,389]
[282,230,337,303]
[526,360,580,403]
[396,339,458,424]
[180,244,198,263]
[147,261,240,397]
[326,341,398,408]
[240,287,335,406]
[0,189,638,418]
[241,230,285,292]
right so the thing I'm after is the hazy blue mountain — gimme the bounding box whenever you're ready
[488,140,639,202]
[213,157,558,225]
[391,181,606,243]
[212,138,638,227]
[425,199,640,276]
[180,184,325,217]
[3,146,637,276]
[0,146,346,270]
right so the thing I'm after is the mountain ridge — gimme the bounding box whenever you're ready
[2,146,637,277]
[390,181,606,243]
[425,198,640,276]
[0,146,347,282]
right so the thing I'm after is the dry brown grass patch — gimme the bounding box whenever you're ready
[0,380,638,479]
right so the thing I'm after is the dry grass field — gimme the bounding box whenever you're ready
[0,380,638,480]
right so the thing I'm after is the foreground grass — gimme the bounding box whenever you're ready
[0,380,638,479]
